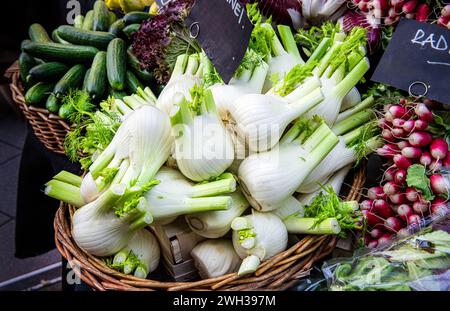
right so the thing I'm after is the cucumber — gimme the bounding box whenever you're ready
[93,0,109,31]
[46,93,60,113]
[19,52,36,83]
[82,10,94,30]
[109,19,126,37]
[82,68,91,90]
[21,39,31,50]
[123,24,140,39]
[29,24,52,43]
[107,38,126,91]
[54,64,87,97]
[109,11,117,26]
[57,25,115,50]
[85,51,107,98]
[27,62,69,82]
[125,70,144,94]
[109,88,127,100]
[58,103,75,120]
[52,30,71,44]
[123,11,150,25]
[74,15,84,29]
[127,48,154,82]
[25,82,54,106]
[23,42,98,63]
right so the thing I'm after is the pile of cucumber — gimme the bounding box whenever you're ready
[18,0,154,120]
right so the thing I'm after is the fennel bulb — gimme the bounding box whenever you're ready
[232,211,288,275]
[191,239,241,279]
[186,189,250,238]
[156,54,203,114]
[340,87,361,112]
[238,121,339,211]
[272,196,305,221]
[145,167,236,224]
[170,88,235,181]
[111,229,160,278]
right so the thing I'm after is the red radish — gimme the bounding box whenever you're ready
[358,1,369,12]
[429,159,443,171]
[393,154,412,170]
[405,13,416,19]
[378,118,391,129]
[407,214,422,225]
[394,169,407,185]
[396,228,410,238]
[405,187,419,202]
[430,138,448,159]
[412,199,429,214]
[385,16,400,25]
[414,119,428,131]
[384,216,403,232]
[392,118,405,127]
[397,204,414,220]
[392,127,406,137]
[401,146,421,158]
[384,111,394,122]
[408,131,433,147]
[389,105,409,118]
[388,7,397,18]
[431,198,449,216]
[377,146,396,157]
[402,120,415,133]
[385,143,400,152]
[368,186,385,200]
[373,199,394,218]
[390,0,405,10]
[399,98,407,105]
[360,199,374,210]
[353,0,362,4]
[397,140,411,149]
[367,240,379,248]
[382,129,396,142]
[437,16,449,27]
[415,3,430,22]
[443,153,450,167]
[420,151,432,166]
[415,103,433,122]
[383,181,399,195]
[384,166,396,181]
[362,210,384,226]
[389,193,406,204]
[370,228,384,239]
[430,174,449,195]
[364,234,372,246]
[378,233,393,246]
[402,0,418,14]
[442,5,450,19]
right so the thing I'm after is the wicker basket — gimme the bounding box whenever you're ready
[54,163,366,291]
[5,62,71,154]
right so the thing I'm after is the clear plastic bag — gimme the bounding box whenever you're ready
[322,216,450,291]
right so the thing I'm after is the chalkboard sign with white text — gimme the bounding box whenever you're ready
[186,0,254,83]
[155,0,174,7]
[372,19,450,105]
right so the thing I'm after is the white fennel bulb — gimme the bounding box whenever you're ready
[186,189,249,238]
[340,87,361,112]
[80,172,99,204]
[272,196,305,221]
[191,239,241,279]
[231,211,288,275]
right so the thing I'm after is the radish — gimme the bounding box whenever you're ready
[392,118,405,127]
[401,146,421,158]
[384,111,394,122]
[391,127,406,138]
[388,7,397,18]
[382,129,396,142]
[443,153,450,167]
[437,16,449,27]
[385,143,400,152]
[414,119,428,131]
[415,3,430,22]
[430,138,448,160]
[405,13,416,19]
[384,216,403,232]
[415,103,433,122]
[442,5,450,19]
[378,118,391,129]
[397,228,410,238]
[364,234,372,246]
[402,0,418,14]
[402,120,415,133]
[412,199,429,214]
[362,210,384,227]
[388,105,409,119]
[390,0,405,10]
[429,159,443,171]
[385,16,400,25]
[405,187,419,202]
[420,151,432,166]
[407,214,421,225]
[377,146,396,157]
[397,204,413,220]
[378,233,393,246]
[358,1,369,12]
[397,141,411,149]
[370,228,384,239]
[367,240,379,248]
[368,186,386,200]
[383,181,399,195]
[384,166,396,181]
[431,198,449,216]
[393,154,412,170]
[389,193,406,204]
[408,131,433,147]
[430,174,449,195]
[373,199,394,218]
[394,169,407,185]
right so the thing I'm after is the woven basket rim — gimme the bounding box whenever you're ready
[54,163,367,291]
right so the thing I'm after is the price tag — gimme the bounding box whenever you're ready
[372,18,450,105]
[185,0,254,83]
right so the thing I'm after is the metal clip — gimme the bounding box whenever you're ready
[189,22,200,39]
[408,81,429,99]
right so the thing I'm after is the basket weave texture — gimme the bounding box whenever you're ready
[5,62,70,154]
[54,164,366,291]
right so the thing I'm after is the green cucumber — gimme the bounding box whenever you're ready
[52,30,71,44]
[54,64,87,97]
[27,62,69,82]
[46,93,60,113]
[29,24,52,43]
[93,0,109,31]
[109,88,127,100]
[109,11,117,26]
[58,103,75,120]
[109,19,126,37]
[74,15,85,29]
[107,38,126,90]
[123,11,150,25]
[22,42,98,63]
[127,48,154,82]
[125,70,144,94]
[82,68,91,90]
[123,24,140,39]
[82,10,94,30]
[25,82,54,106]
[19,52,36,83]
[21,39,31,50]
[57,25,115,50]
[85,51,107,98]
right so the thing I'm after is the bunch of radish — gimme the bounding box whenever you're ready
[361,99,450,248]
[437,4,450,29]
[351,0,431,25]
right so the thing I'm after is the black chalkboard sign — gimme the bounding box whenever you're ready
[185,0,253,83]
[372,19,450,105]
[155,0,174,7]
